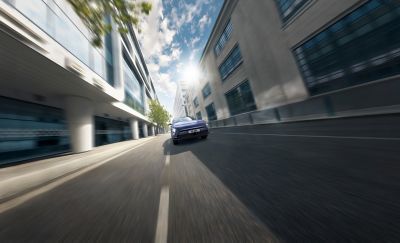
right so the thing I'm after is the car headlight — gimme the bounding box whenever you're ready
[172,128,176,134]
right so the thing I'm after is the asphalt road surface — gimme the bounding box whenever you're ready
[1,115,400,242]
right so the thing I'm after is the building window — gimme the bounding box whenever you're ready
[6,0,110,81]
[205,103,217,121]
[275,0,310,23]
[196,111,202,120]
[219,45,243,80]
[0,96,70,165]
[214,19,233,56]
[202,83,212,98]
[293,0,400,96]
[225,80,257,116]
[193,97,199,108]
[95,116,131,146]
[104,16,115,86]
[123,54,145,114]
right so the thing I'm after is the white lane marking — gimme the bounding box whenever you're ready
[155,186,170,243]
[165,152,170,166]
[0,139,155,214]
[217,132,400,141]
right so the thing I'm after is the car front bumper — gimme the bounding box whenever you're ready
[171,128,208,141]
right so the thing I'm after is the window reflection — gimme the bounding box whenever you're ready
[123,54,145,114]
[5,0,109,82]
[0,97,70,165]
[294,0,400,95]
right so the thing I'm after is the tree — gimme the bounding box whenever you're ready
[148,100,170,133]
[67,0,152,47]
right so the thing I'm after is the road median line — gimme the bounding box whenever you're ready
[155,185,169,243]
[165,152,170,166]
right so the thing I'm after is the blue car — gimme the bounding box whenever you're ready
[170,117,209,145]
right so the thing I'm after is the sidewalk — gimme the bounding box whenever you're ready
[0,136,156,202]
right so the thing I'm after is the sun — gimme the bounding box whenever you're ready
[182,64,200,84]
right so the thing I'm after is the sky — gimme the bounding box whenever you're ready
[138,0,224,114]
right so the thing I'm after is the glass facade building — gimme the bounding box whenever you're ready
[0,96,70,165]
[95,117,131,146]
[123,54,145,114]
[4,0,113,84]
[0,0,157,163]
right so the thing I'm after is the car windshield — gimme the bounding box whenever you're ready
[172,117,193,124]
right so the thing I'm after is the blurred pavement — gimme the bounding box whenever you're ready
[0,115,400,242]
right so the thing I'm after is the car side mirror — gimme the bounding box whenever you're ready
[168,123,172,126]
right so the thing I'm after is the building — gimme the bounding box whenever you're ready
[0,0,158,164]
[189,0,400,126]
[172,81,189,118]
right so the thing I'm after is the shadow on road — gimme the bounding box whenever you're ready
[162,137,207,155]
[161,127,400,242]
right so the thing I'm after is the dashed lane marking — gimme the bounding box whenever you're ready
[165,152,170,166]
[154,186,170,243]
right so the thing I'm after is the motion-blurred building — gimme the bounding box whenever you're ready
[189,0,400,126]
[173,81,189,118]
[0,0,158,164]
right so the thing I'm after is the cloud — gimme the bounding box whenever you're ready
[139,0,178,97]
[147,63,160,73]
[189,48,200,61]
[139,0,176,59]
[154,72,177,96]
[170,7,186,30]
[156,46,181,67]
[138,0,216,99]
[171,47,182,60]
[170,0,212,30]
[158,55,172,67]
[199,14,211,31]
[190,36,201,48]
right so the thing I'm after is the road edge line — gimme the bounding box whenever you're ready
[218,132,400,141]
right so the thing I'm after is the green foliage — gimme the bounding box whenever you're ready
[67,0,152,47]
[148,100,170,129]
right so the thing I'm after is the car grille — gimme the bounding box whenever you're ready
[178,126,206,135]
[179,126,204,132]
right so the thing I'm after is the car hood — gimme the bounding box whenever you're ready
[173,120,206,129]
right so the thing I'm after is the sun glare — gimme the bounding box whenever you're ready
[182,64,200,84]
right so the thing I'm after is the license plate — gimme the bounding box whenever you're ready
[188,129,201,134]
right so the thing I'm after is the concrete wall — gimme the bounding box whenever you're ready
[192,0,380,123]
[193,0,310,121]
[209,75,400,128]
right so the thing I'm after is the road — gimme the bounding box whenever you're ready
[1,115,400,242]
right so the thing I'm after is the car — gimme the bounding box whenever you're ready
[170,117,209,145]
